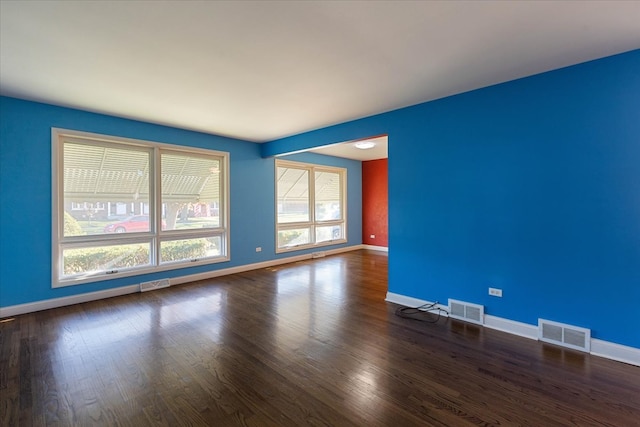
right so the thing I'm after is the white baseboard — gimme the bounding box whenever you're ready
[591,339,640,367]
[385,292,448,311]
[386,291,640,367]
[386,292,435,308]
[0,245,363,318]
[483,314,538,340]
[362,244,388,252]
[170,244,362,286]
[0,285,140,318]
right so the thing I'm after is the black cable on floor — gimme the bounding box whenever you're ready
[395,302,449,323]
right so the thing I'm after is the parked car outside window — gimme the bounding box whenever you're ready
[103,215,165,233]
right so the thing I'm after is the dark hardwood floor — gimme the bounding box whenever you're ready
[1,250,639,426]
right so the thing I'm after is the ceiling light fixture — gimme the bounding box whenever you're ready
[354,141,376,150]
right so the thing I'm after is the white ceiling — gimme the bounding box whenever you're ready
[1,1,639,146]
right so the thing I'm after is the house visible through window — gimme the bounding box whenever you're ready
[52,128,229,287]
[276,159,346,252]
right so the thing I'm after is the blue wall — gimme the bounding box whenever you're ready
[0,97,362,307]
[264,50,640,349]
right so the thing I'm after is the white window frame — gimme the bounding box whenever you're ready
[275,159,347,253]
[52,128,230,288]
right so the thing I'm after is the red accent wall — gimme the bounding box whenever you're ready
[362,158,388,247]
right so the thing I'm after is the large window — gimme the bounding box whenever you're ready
[52,129,229,287]
[276,159,346,252]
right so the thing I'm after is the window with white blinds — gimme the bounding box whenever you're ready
[276,159,346,252]
[52,128,229,287]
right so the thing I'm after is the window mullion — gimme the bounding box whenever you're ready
[309,166,315,244]
[153,147,161,267]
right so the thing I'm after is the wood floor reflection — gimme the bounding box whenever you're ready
[1,250,639,426]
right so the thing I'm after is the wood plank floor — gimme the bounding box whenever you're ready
[1,250,639,426]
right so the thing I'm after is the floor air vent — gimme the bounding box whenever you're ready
[448,299,484,325]
[140,279,170,292]
[538,319,590,352]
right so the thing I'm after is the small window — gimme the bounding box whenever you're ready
[53,129,229,287]
[276,159,346,252]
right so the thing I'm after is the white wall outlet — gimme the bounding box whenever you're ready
[370,234,375,239]
[255,247,262,252]
[488,287,503,297]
